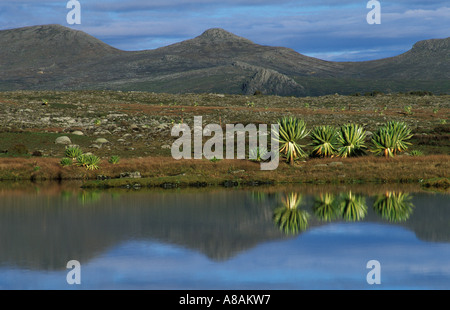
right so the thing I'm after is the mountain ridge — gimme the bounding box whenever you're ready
[0,24,448,95]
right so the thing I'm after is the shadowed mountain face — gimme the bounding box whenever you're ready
[0,24,449,95]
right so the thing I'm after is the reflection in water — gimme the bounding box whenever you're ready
[0,182,448,278]
[337,191,367,222]
[275,190,417,235]
[78,191,103,205]
[250,191,270,204]
[373,192,414,222]
[273,193,310,235]
[313,193,339,222]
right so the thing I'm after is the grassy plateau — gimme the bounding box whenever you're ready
[0,90,448,189]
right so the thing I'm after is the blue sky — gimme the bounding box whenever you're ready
[0,0,449,61]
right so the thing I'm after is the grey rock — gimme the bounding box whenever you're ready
[120,172,141,179]
[94,138,109,144]
[94,130,111,136]
[55,136,72,145]
[235,61,305,96]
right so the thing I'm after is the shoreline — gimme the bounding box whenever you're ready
[1,155,448,190]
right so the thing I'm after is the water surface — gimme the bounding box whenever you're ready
[0,182,448,289]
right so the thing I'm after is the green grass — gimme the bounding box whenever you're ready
[0,132,91,157]
[47,103,78,109]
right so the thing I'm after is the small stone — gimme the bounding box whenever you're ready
[94,138,109,144]
[72,131,84,136]
[94,130,111,136]
[120,172,141,179]
[55,136,72,145]
[161,144,171,149]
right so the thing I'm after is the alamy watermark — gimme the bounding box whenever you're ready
[66,260,81,285]
[171,116,279,170]
[66,0,81,25]
[366,260,381,285]
[367,0,381,24]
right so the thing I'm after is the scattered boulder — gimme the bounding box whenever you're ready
[55,136,72,145]
[161,183,178,189]
[94,138,109,144]
[72,130,84,136]
[94,130,111,136]
[120,172,141,179]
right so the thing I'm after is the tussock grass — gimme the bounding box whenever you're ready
[0,155,447,189]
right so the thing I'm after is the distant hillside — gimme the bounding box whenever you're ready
[0,24,448,96]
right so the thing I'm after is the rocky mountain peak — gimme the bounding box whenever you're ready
[410,37,450,54]
[196,28,253,44]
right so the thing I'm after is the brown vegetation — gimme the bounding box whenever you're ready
[0,155,448,188]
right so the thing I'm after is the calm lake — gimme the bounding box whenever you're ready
[0,182,449,290]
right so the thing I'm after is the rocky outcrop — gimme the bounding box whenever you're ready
[235,62,305,96]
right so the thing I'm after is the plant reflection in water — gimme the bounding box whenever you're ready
[373,191,414,222]
[271,190,416,236]
[273,192,310,235]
